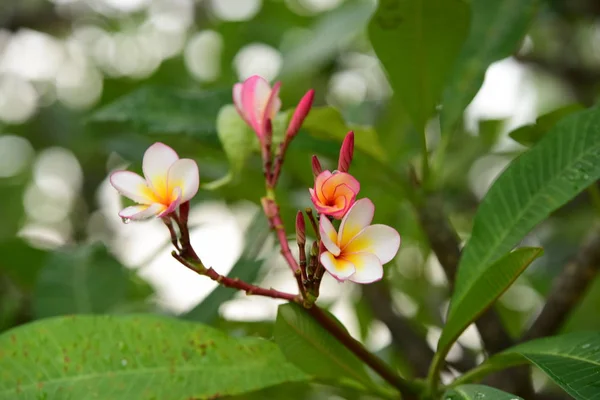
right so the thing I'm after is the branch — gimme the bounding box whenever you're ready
[304,305,420,399]
[261,197,301,274]
[523,223,600,341]
[416,195,535,396]
[172,252,300,302]
[415,195,513,353]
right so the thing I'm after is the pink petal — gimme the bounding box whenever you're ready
[319,216,340,256]
[158,187,182,217]
[344,224,401,264]
[119,203,165,220]
[166,159,199,203]
[241,75,272,135]
[233,83,245,121]
[342,252,383,284]
[313,170,333,204]
[142,142,179,193]
[321,172,360,198]
[338,198,374,248]
[110,171,154,204]
[320,252,356,281]
[262,81,281,126]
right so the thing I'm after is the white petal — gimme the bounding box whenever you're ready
[320,252,355,281]
[119,203,165,220]
[345,224,401,264]
[319,216,340,256]
[343,252,383,284]
[166,159,199,202]
[142,142,179,192]
[110,171,154,204]
[338,198,374,248]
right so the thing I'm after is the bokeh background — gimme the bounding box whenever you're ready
[1,0,599,398]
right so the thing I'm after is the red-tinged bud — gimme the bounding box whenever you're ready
[338,131,354,173]
[286,89,315,141]
[296,211,306,246]
[311,155,322,178]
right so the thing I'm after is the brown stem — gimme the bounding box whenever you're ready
[416,194,534,396]
[305,208,320,240]
[261,197,301,274]
[172,252,300,302]
[523,223,600,341]
[305,305,420,399]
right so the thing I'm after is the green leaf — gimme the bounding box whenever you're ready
[280,0,375,79]
[302,106,386,161]
[509,104,585,147]
[0,314,309,400]
[440,0,537,133]
[464,332,600,400]
[444,384,523,400]
[205,104,257,189]
[183,212,270,324]
[453,106,600,339]
[88,86,231,139]
[33,243,130,318]
[275,303,373,389]
[368,0,470,130]
[438,248,543,353]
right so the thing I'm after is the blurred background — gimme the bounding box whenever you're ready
[0,0,599,398]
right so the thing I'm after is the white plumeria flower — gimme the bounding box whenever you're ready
[319,198,401,284]
[110,142,199,221]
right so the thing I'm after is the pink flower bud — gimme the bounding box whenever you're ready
[232,76,281,144]
[311,155,322,178]
[308,170,360,219]
[285,89,315,141]
[338,131,354,173]
[296,211,306,246]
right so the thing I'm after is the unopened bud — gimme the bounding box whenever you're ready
[311,155,322,178]
[295,211,306,246]
[286,89,315,141]
[338,131,354,173]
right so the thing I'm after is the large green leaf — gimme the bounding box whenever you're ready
[183,212,270,324]
[509,104,585,147]
[438,247,543,353]
[302,106,386,161]
[440,0,537,133]
[33,243,133,318]
[0,314,309,400]
[453,106,600,335]
[88,86,230,139]
[275,303,374,389]
[459,332,600,400]
[368,0,470,130]
[444,384,523,400]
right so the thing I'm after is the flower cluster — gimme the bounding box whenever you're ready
[109,74,400,294]
[309,132,400,284]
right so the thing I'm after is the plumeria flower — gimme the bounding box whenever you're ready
[319,198,400,283]
[233,75,282,142]
[310,170,360,219]
[110,142,199,221]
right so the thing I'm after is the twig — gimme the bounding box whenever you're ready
[261,197,301,274]
[304,305,420,399]
[172,252,299,302]
[362,282,435,377]
[416,194,534,396]
[523,223,600,341]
